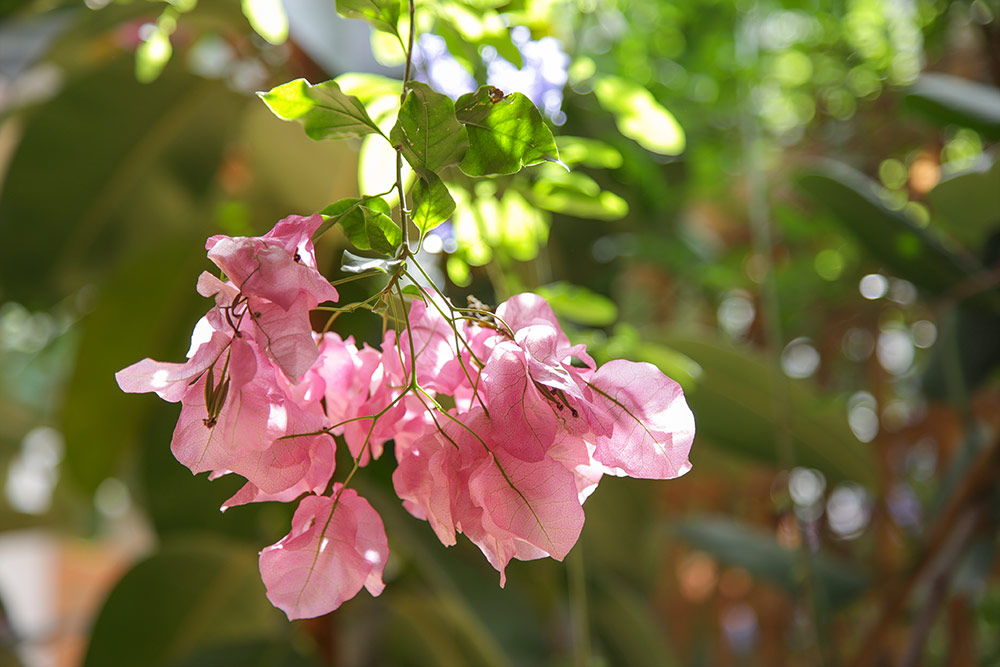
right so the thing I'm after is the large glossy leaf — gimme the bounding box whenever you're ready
[657,336,876,486]
[336,0,401,34]
[0,57,241,306]
[455,86,558,176]
[84,540,292,667]
[904,73,1000,140]
[925,159,1000,249]
[797,161,1000,313]
[258,78,384,141]
[390,82,469,172]
[62,240,209,494]
[672,516,869,609]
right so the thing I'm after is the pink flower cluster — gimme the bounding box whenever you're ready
[117,214,695,620]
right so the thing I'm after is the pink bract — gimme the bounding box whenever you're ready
[259,488,388,620]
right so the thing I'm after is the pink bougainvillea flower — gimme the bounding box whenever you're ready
[205,213,338,313]
[394,407,585,585]
[169,336,333,495]
[199,214,338,380]
[115,323,230,403]
[259,487,388,620]
[586,359,695,479]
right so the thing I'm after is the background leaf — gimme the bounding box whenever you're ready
[904,73,1000,139]
[84,539,297,667]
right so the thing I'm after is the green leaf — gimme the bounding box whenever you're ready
[335,0,401,34]
[531,169,628,220]
[84,540,288,667]
[672,516,869,609]
[533,282,618,327]
[411,168,456,233]
[390,81,469,172]
[660,336,876,486]
[555,136,623,169]
[62,240,209,494]
[332,196,401,255]
[904,73,1000,140]
[317,197,365,240]
[241,0,289,45]
[593,76,685,155]
[926,159,1000,249]
[23,58,242,303]
[258,78,383,142]
[340,250,402,274]
[455,86,559,176]
[135,23,173,84]
[797,161,1000,313]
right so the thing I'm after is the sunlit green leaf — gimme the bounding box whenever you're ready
[390,81,469,172]
[336,0,401,34]
[593,76,685,155]
[531,170,628,220]
[317,197,365,240]
[411,168,456,233]
[258,78,384,141]
[241,0,288,45]
[534,282,618,327]
[555,136,623,169]
[455,86,558,176]
[135,23,173,83]
[332,196,401,255]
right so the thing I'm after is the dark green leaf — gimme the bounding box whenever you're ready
[258,78,383,141]
[341,250,402,274]
[904,73,1000,140]
[0,57,240,305]
[672,516,869,609]
[390,82,469,172]
[411,167,456,233]
[659,336,877,486]
[533,282,618,327]
[63,240,209,494]
[335,0,401,34]
[797,161,1000,313]
[455,86,559,176]
[926,159,1000,249]
[168,638,320,667]
[84,540,287,667]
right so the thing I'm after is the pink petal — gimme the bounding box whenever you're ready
[587,359,695,479]
[115,330,230,402]
[259,489,388,620]
[481,341,557,462]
